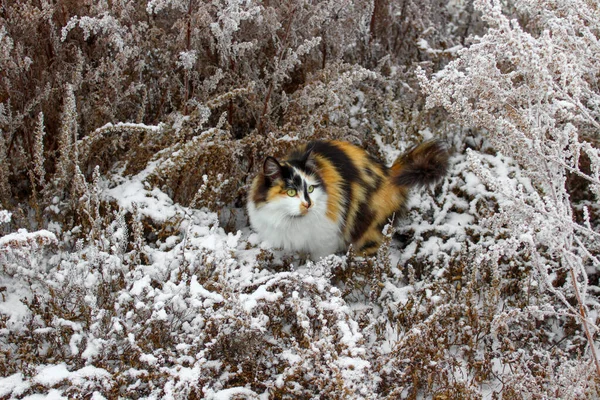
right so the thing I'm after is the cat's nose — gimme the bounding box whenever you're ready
[302,194,312,209]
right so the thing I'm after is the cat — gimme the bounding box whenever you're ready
[247,140,449,259]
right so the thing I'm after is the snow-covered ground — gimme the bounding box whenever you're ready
[2,0,599,397]
[5,130,593,398]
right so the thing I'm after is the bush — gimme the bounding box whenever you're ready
[0,0,599,398]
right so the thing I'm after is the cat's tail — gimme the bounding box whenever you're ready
[390,140,449,188]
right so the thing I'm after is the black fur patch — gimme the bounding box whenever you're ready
[310,141,361,183]
[359,241,379,254]
[275,164,294,185]
[289,173,302,189]
[350,202,374,242]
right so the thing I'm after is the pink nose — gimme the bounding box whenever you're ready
[302,201,311,209]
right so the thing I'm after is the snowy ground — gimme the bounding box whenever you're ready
[0,132,596,398]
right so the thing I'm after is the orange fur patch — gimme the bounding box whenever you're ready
[313,154,345,223]
[266,183,287,201]
[371,184,406,224]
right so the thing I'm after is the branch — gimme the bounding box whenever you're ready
[566,255,600,377]
[257,6,297,135]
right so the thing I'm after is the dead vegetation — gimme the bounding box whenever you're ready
[1,0,599,398]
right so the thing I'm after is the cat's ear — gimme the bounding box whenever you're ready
[303,144,317,170]
[263,156,282,180]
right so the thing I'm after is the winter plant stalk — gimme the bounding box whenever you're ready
[419,0,600,377]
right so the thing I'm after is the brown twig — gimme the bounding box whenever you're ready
[183,0,194,115]
[257,6,296,135]
[369,0,382,43]
[228,58,236,138]
[568,262,600,377]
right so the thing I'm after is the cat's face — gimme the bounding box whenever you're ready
[256,156,326,218]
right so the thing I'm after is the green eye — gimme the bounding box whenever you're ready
[308,185,314,193]
[287,188,297,197]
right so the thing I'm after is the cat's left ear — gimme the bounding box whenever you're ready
[263,156,282,181]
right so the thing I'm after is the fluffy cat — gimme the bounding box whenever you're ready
[247,140,449,259]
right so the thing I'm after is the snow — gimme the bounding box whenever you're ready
[0,209,12,224]
[239,282,283,312]
[34,364,71,386]
[0,228,57,248]
[190,275,224,304]
[204,387,260,400]
[0,141,576,398]
[0,286,30,328]
[106,178,179,223]
[22,389,67,400]
[0,365,112,399]
[0,374,29,398]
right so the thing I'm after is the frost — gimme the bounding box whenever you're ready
[204,387,260,400]
[146,0,187,14]
[177,50,198,71]
[1,210,12,224]
[2,0,599,398]
[61,14,127,51]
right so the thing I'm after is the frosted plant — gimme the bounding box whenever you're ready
[177,50,198,71]
[109,210,129,255]
[0,226,57,278]
[32,112,46,188]
[7,0,597,396]
[55,84,78,192]
[146,0,188,14]
[209,0,262,66]
[0,209,11,224]
[285,63,378,135]
[61,13,127,52]
[0,130,9,204]
[419,0,600,376]
[202,68,225,94]
[70,165,103,245]
[272,37,322,87]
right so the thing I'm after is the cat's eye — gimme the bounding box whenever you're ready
[308,185,314,193]
[287,188,297,197]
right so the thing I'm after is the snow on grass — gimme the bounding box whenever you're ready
[0,229,57,249]
[1,142,596,398]
[2,156,383,397]
[0,210,12,224]
[0,373,29,398]
[203,387,261,400]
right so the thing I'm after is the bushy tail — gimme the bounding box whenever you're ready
[391,140,449,187]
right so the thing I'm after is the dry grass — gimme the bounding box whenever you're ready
[1,0,599,398]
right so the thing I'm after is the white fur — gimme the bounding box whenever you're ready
[247,176,344,259]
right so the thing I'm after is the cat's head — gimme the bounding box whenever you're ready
[251,152,325,217]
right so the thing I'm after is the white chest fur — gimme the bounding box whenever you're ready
[247,191,344,259]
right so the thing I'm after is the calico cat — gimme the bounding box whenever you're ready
[247,140,449,258]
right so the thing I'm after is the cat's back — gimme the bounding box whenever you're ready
[294,140,388,189]
[294,141,392,243]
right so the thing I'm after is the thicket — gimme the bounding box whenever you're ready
[1,0,599,398]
